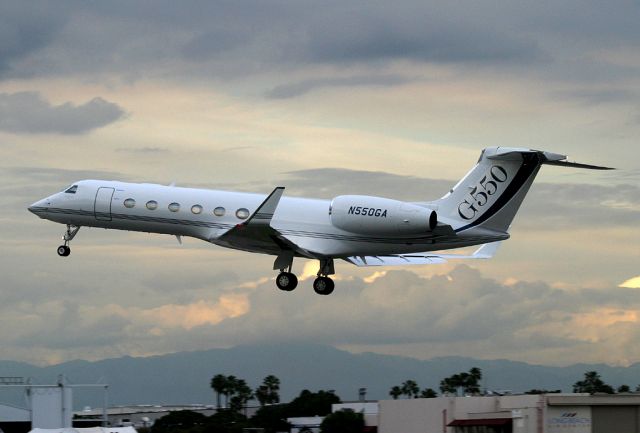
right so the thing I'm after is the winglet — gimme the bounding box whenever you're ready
[435,241,502,260]
[471,241,501,259]
[242,187,285,226]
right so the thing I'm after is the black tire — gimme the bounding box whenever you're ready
[313,277,335,295]
[276,272,298,291]
[57,245,69,257]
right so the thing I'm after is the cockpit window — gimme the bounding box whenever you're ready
[65,185,78,194]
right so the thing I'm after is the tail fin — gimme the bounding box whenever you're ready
[435,147,613,233]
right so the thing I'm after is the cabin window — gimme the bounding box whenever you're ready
[146,200,158,210]
[123,198,136,208]
[168,202,180,212]
[191,204,203,214]
[236,208,250,220]
[65,185,78,194]
[213,207,225,217]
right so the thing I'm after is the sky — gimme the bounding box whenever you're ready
[0,0,639,368]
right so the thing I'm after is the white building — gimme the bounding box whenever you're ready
[378,393,640,433]
[287,416,323,433]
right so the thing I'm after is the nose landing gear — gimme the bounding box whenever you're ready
[57,224,80,257]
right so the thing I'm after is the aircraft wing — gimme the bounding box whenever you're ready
[214,187,312,257]
[343,241,502,267]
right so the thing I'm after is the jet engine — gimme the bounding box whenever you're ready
[329,195,437,236]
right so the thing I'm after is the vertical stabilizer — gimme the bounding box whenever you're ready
[435,147,612,233]
[435,148,545,233]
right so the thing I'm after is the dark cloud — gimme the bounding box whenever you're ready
[302,3,541,65]
[266,74,412,99]
[0,2,69,77]
[1,0,638,93]
[0,92,126,135]
[0,1,544,83]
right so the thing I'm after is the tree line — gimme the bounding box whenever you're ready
[389,367,482,399]
[210,374,280,413]
[151,374,346,433]
[389,368,640,398]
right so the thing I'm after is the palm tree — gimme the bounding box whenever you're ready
[420,388,437,398]
[224,375,239,408]
[439,377,457,395]
[210,374,227,408]
[389,386,402,400]
[230,379,254,416]
[466,367,482,395]
[401,380,420,399]
[256,375,281,406]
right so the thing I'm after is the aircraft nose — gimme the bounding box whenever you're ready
[28,198,50,216]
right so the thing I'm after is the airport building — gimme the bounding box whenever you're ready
[377,393,640,433]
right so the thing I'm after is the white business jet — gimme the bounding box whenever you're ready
[29,147,611,295]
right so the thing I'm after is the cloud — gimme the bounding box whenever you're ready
[6,294,250,351]
[0,3,69,76]
[0,92,126,135]
[196,265,640,365]
[620,277,640,289]
[266,74,412,99]
[1,246,639,366]
[302,3,541,65]
[0,1,546,83]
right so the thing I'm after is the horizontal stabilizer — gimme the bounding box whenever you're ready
[543,160,614,170]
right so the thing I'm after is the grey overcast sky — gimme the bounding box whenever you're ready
[0,0,638,366]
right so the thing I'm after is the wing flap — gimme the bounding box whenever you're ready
[344,255,447,267]
[344,241,502,267]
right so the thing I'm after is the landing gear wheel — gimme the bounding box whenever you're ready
[57,225,79,257]
[276,272,298,291]
[313,276,334,295]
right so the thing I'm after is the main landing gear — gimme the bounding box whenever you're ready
[273,254,335,295]
[312,276,334,296]
[312,258,335,295]
[57,224,80,257]
[276,270,298,291]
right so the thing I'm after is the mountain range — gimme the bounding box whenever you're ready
[1,343,638,409]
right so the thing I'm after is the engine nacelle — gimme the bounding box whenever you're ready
[329,195,437,236]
